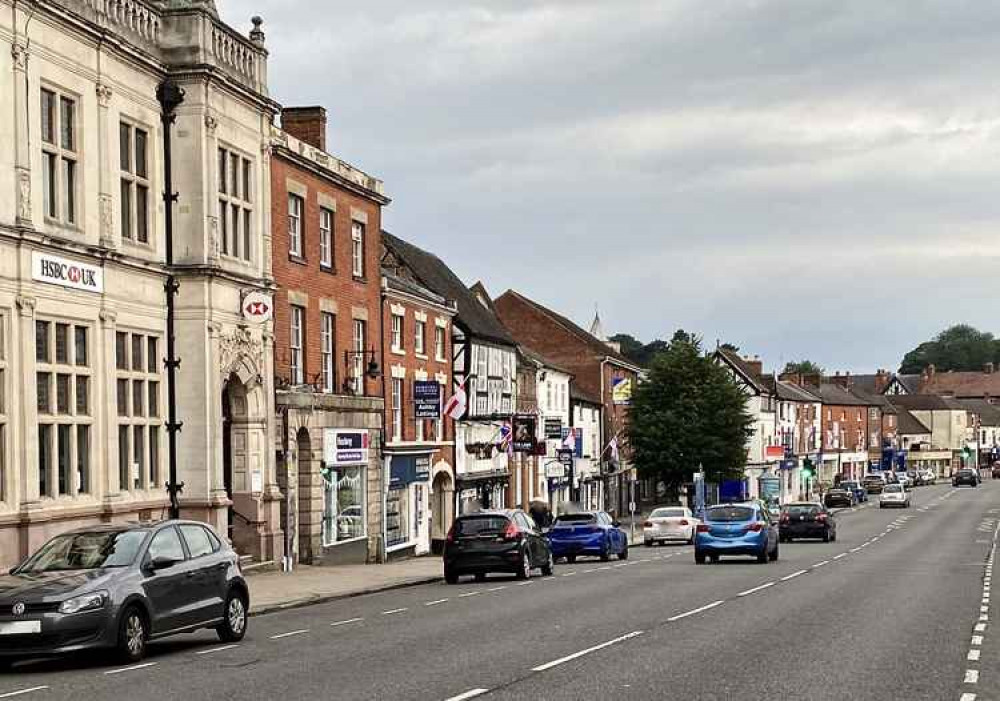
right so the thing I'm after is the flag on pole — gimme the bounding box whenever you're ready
[443,383,467,420]
[499,423,513,455]
[608,435,620,464]
[561,429,576,451]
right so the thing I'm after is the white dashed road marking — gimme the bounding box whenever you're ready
[269,629,309,640]
[331,617,364,626]
[737,582,775,597]
[834,553,847,560]
[968,649,981,661]
[965,669,980,684]
[382,608,408,616]
[667,600,725,622]
[195,644,240,655]
[444,689,490,701]
[424,599,449,607]
[0,688,50,699]
[104,662,158,675]
[780,570,808,582]
[532,631,644,672]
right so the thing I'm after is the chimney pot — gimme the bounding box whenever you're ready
[282,106,328,151]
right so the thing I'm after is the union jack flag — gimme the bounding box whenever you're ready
[499,423,513,455]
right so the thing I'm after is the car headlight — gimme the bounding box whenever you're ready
[59,590,109,615]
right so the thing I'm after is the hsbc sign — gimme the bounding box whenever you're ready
[241,291,273,323]
[32,252,103,293]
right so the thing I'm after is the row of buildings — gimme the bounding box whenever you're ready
[715,351,999,505]
[0,0,640,569]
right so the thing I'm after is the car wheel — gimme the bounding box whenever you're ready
[694,551,706,564]
[444,568,459,585]
[474,573,487,583]
[688,532,695,545]
[709,554,720,564]
[644,540,653,548]
[756,548,768,564]
[117,605,148,663]
[618,544,629,561]
[831,531,837,542]
[600,538,612,562]
[541,550,555,577]
[217,588,248,643]
[566,555,577,564]
[515,550,532,580]
[769,544,779,562]
[822,530,830,543]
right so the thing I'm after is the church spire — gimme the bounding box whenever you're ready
[589,304,605,341]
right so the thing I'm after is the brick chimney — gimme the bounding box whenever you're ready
[874,369,890,393]
[743,356,763,377]
[830,371,852,390]
[282,106,327,151]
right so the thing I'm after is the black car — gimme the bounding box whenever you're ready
[779,503,837,542]
[953,468,980,487]
[0,521,248,665]
[443,510,554,583]
[863,474,886,494]
[824,484,855,508]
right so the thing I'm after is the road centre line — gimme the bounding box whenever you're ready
[561,572,578,577]
[780,569,808,582]
[0,688,50,699]
[269,629,309,640]
[487,586,507,592]
[975,623,987,632]
[813,560,830,567]
[459,591,482,598]
[331,617,365,626]
[424,599,449,607]
[834,553,848,560]
[532,631,644,672]
[960,694,977,701]
[968,650,981,661]
[104,662,158,675]
[667,600,725,622]
[444,689,490,701]
[737,582,775,597]
[195,644,239,655]
[972,635,984,645]
[965,669,980,684]
[382,608,408,616]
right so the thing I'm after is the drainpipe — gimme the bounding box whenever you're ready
[157,79,185,520]
[379,279,389,564]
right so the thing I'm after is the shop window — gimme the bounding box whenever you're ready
[322,465,365,546]
[115,330,163,491]
[386,487,410,547]
[36,320,91,496]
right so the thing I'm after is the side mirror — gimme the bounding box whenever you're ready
[149,555,178,571]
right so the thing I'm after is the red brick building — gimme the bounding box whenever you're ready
[493,290,641,515]
[269,107,390,565]
[380,266,457,556]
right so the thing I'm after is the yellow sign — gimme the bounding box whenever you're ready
[612,376,632,405]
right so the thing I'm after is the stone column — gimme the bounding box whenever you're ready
[204,114,221,266]
[15,295,39,504]
[99,309,121,498]
[11,42,31,227]
[96,83,115,248]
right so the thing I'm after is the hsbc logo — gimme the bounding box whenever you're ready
[241,291,273,323]
[32,252,103,294]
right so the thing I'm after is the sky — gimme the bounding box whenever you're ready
[219,0,1000,374]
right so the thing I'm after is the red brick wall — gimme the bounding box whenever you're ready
[271,153,382,396]
[820,404,869,451]
[381,294,453,449]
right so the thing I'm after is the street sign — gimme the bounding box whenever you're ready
[323,429,369,467]
[241,291,273,323]
[414,380,441,419]
[557,448,574,467]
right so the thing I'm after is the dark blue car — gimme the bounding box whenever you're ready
[547,511,628,563]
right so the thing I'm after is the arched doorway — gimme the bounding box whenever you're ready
[430,469,454,554]
[221,375,248,542]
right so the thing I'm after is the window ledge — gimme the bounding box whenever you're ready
[353,275,368,283]
[288,254,307,265]
[415,353,428,361]
[320,264,336,274]
[391,348,406,357]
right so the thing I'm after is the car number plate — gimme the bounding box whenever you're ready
[0,621,41,635]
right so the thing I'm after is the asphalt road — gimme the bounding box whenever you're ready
[1,481,997,701]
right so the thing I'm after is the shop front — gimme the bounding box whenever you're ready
[456,468,510,515]
[384,451,433,558]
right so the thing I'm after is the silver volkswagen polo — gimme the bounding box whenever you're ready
[0,520,248,666]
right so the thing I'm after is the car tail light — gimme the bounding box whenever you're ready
[502,521,520,541]
[745,523,763,532]
[446,524,457,544]
[679,519,689,526]
[696,524,710,533]
[779,514,790,524]
[816,513,827,522]
[643,520,653,528]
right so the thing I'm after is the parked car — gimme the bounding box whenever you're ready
[953,468,980,488]
[444,510,554,584]
[863,474,887,494]
[694,503,779,564]
[915,469,936,486]
[895,472,913,490]
[0,521,248,664]
[547,511,628,563]
[992,463,1000,480]
[880,483,911,508]
[824,484,856,508]
[643,506,699,546]
[840,480,867,503]
[779,503,837,542]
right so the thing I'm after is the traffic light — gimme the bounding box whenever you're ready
[802,458,814,479]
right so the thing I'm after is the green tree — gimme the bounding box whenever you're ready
[899,325,999,374]
[782,360,824,376]
[608,333,643,360]
[629,335,754,492]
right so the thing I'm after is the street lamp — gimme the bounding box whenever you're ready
[342,348,381,394]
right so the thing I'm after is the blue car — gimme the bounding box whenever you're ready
[839,480,867,503]
[694,503,779,564]
[547,511,629,563]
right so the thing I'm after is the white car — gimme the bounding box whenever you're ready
[918,469,936,485]
[643,506,699,545]
[880,483,910,509]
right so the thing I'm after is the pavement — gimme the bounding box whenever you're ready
[248,557,443,615]
[1,481,998,701]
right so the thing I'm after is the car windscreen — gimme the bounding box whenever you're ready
[884,485,903,493]
[454,516,510,536]
[555,514,597,524]
[785,505,819,515]
[17,530,148,573]
[705,506,754,522]
[841,482,859,489]
[651,508,685,518]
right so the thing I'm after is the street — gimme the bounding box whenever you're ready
[0,483,996,701]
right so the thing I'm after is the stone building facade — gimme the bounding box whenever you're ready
[0,0,282,567]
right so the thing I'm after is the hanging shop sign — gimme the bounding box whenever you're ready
[544,417,563,440]
[512,415,537,453]
[611,376,632,405]
[323,429,370,467]
[414,380,442,419]
[32,251,103,293]
[241,291,273,323]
